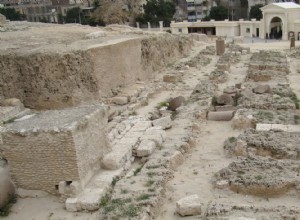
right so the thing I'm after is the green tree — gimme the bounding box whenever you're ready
[65,7,83,23]
[0,8,25,21]
[136,0,175,26]
[249,4,263,20]
[208,6,228,21]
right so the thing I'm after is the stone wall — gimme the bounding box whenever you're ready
[0,105,109,194]
[0,34,193,110]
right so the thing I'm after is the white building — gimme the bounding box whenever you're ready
[171,2,300,41]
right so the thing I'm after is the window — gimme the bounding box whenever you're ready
[246,28,250,33]
[179,28,182,33]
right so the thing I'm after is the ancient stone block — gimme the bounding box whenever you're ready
[66,197,80,212]
[152,115,172,130]
[216,94,234,106]
[0,105,109,194]
[112,96,128,105]
[136,140,156,157]
[176,194,202,216]
[207,111,234,121]
[253,85,271,94]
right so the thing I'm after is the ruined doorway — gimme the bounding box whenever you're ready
[256,28,259,37]
[269,17,282,39]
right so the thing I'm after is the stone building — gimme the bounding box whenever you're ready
[171,2,300,41]
[0,105,110,194]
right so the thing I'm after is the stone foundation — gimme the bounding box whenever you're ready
[0,105,109,194]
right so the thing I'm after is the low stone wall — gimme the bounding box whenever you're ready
[0,34,192,110]
[0,105,109,194]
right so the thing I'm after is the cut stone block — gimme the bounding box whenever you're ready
[163,74,180,83]
[0,105,109,194]
[136,140,156,157]
[271,124,288,131]
[78,188,105,211]
[256,123,272,131]
[102,145,132,170]
[207,111,234,121]
[152,115,172,130]
[176,194,202,216]
[144,127,166,141]
[66,197,80,212]
[112,96,128,105]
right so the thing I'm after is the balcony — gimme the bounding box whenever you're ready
[188,15,196,20]
[187,6,195,10]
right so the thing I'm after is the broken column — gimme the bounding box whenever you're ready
[216,37,225,56]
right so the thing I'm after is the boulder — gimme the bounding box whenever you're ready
[216,94,234,106]
[2,98,24,108]
[0,167,15,209]
[168,96,185,111]
[253,85,271,94]
[112,96,128,105]
[176,194,202,216]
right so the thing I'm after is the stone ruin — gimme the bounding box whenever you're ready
[0,105,109,195]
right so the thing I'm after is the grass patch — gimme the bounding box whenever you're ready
[147,172,157,178]
[291,93,300,109]
[111,177,119,186]
[133,166,143,176]
[228,137,237,143]
[121,189,128,194]
[157,101,169,109]
[257,111,274,121]
[146,165,160,169]
[255,175,263,180]
[144,179,155,187]
[3,117,17,124]
[136,194,151,201]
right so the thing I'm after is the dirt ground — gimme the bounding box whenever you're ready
[2,36,300,220]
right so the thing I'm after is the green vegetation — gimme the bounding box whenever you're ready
[0,194,17,217]
[228,137,237,143]
[257,111,274,121]
[135,0,176,26]
[291,93,300,109]
[202,6,228,21]
[133,166,143,176]
[0,8,25,21]
[255,175,263,180]
[111,177,119,186]
[249,4,263,20]
[3,117,16,124]
[101,197,138,217]
[136,194,151,201]
[144,179,155,187]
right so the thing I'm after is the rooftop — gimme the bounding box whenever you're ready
[271,2,300,9]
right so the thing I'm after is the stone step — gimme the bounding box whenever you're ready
[66,169,123,212]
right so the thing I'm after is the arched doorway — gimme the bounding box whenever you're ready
[269,17,282,39]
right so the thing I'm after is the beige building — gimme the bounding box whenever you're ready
[171,2,300,41]
[0,105,110,194]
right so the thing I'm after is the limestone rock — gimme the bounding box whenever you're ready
[85,31,106,39]
[176,194,202,216]
[2,98,24,108]
[136,140,156,157]
[253,85,271,94]
[163,74,181,83]
[169,96,185,111]
[152,115,172,130]
[216,94,234,106]
[207,111,234,121]
[112,96,128,105]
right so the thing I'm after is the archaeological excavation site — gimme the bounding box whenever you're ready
[1,21,300,220]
